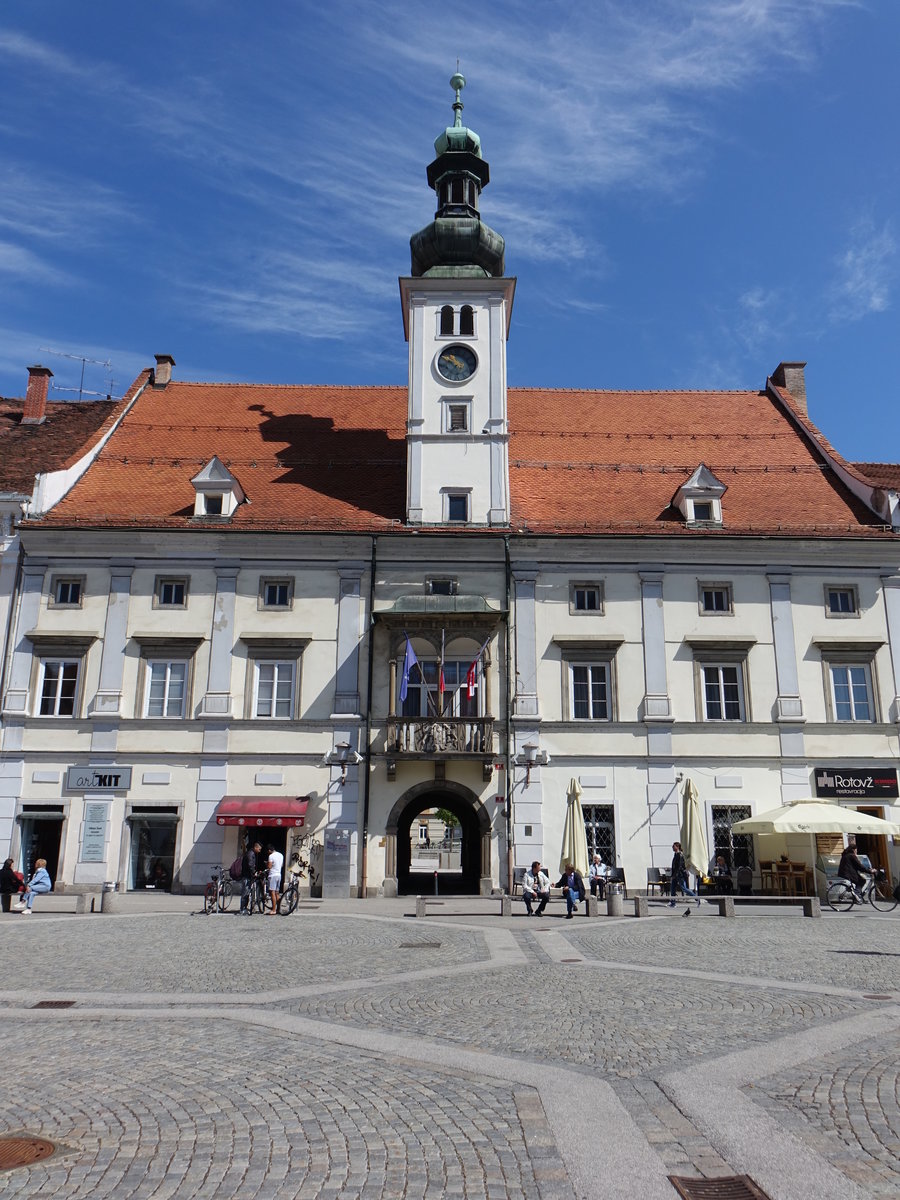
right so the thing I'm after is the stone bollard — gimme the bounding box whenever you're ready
[74,893,93,915]
[633,896,649,918]
[716,896,736,918]
[500,895,512,917]
[100,888,122,914]
[802,896,822,918]
[606,890,623,917]
[415,896,427,919]
[586,894,600,917]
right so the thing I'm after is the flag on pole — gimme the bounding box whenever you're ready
[466,637,490,700]
[399,636,418,703]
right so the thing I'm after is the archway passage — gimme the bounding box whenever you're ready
[395,789,486,896]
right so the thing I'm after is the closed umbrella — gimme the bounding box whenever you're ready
[680,778,708,880]
[731,800,900,835]
[559,778,590,876]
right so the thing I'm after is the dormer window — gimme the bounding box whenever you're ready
[190,456,245,520]
[674,464,726,527]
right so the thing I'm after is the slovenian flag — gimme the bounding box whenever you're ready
[399,636,418,703]
[466,638,490,699]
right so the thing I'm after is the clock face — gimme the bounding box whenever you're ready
[437,345,477,382]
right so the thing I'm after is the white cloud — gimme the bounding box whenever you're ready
[0,166,134,243]
[829,217,896,322]
[0,240,68,284]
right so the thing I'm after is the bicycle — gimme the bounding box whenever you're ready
[278,856,309,915]
[826,870,898,913]
[203,865,234,914]
[247,869,273,915]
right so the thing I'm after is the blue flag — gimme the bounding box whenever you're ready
[399,636,418,703]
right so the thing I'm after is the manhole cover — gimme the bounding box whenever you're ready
[863,993,893,1000]
[0,1136,57,1171]
[669,1176,773,1200]
[32,1000,75,1009]
[398,942,441,949]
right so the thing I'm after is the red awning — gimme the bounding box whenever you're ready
[215,796,309,828]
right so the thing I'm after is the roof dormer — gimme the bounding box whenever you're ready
[191,457,244,519]
[674,463,726,527]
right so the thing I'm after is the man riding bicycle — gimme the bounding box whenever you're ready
[838,837,871,902]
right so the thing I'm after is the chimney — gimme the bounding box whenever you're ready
[153,354,175,386]
[22,365,53,424]
[771,361,807,415]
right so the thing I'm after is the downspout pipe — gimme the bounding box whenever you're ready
[504,533,513,895]
[359,535,377,899]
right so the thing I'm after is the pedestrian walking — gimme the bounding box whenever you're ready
[668,841,700,908]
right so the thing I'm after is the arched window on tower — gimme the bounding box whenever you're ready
[459,305,474,336]
[450,179,464,205]
[440,306,454,336]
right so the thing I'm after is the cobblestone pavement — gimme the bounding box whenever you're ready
[0,903,897,1199]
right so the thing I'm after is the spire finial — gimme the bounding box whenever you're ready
[450,70,465,128]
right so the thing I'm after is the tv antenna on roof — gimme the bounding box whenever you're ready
[38,347,113,402]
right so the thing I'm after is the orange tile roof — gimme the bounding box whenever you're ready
[851,462,900,490]
[35,378,892,537]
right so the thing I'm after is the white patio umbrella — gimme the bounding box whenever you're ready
[731,800,900,836]
[680,778,709,879]
[559,778,590,876]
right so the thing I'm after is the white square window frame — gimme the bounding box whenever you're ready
[142,657,191,719]
[49,575,85,609]
[569,581,604,615]
[686,497,722,526]
[824,657,877,722]
[698,661,747,722]
[568,660,613,721]
[824,584,859,619]
[258,577,294,611]
[441,396,472,434]
[153,576,189,609]
[442,489,471,524]
[698,582,733,616]
[690,648,750,722]
[252,658,298,720]
[34,654,84,718]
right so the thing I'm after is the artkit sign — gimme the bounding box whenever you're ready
[65,766,132,792]
[814,767,899,799]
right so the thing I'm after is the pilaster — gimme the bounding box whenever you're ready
[767,573,805,723]
[199,566,238,717]
[882,573,900,724]
[332,565,363,715]
[639,571,672,720]
[512,570,539,718]
[89,567,133,720]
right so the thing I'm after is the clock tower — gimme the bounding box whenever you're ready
[400,74,515,526]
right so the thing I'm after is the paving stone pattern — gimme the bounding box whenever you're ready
[1,1021,564,1200]
[281,964,868,1076]
[746,1031,900,1197]
[0,904,898,1198]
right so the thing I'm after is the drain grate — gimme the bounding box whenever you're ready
[669,1176,773,1200]
[398,942,441,949]
[0,1135,57,1172]
[32,1000,75,1009]
[560,958,583,963]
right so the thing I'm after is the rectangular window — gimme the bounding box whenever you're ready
[446,493,468,523]
[254,660,295,719]
[144,660,188,718]
[399,659,479,719]
[828,663,873,721]
[826,587,857,616]
[583,805,615,864]
[711,805,755,872]
[51,577,83,607]
[448,405,468,432]
[204,493,223,515]
[702,664,744,721]
[692,500,713,521]
[38,659,79,716]
[261,579,292,609]
[570,662,610,720]
[155,577,187,608]
[571,583,602,613]
[700,585,731,614]
[426,577,457,596]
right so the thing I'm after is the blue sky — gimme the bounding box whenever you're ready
[1,1,897,461]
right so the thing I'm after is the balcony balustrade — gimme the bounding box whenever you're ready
[386,715,494,756]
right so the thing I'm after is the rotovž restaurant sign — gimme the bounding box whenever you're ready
[814,767,899,800]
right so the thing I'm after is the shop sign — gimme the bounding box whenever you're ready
[814,767,899,799]
[65,766,132,792]
[81,801,108,862]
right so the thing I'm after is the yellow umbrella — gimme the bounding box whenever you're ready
[680,778,709,879]
[560,778,590,876]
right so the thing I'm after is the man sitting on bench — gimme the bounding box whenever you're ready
[522,861,550,917]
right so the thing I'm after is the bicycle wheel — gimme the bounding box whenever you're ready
[827,882,855,912]
[279,884,298,915]
[869,876,899,912]
[203,883,217,914]
[218,880,234,912]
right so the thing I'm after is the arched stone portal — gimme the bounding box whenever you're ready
[383,781,493,897]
